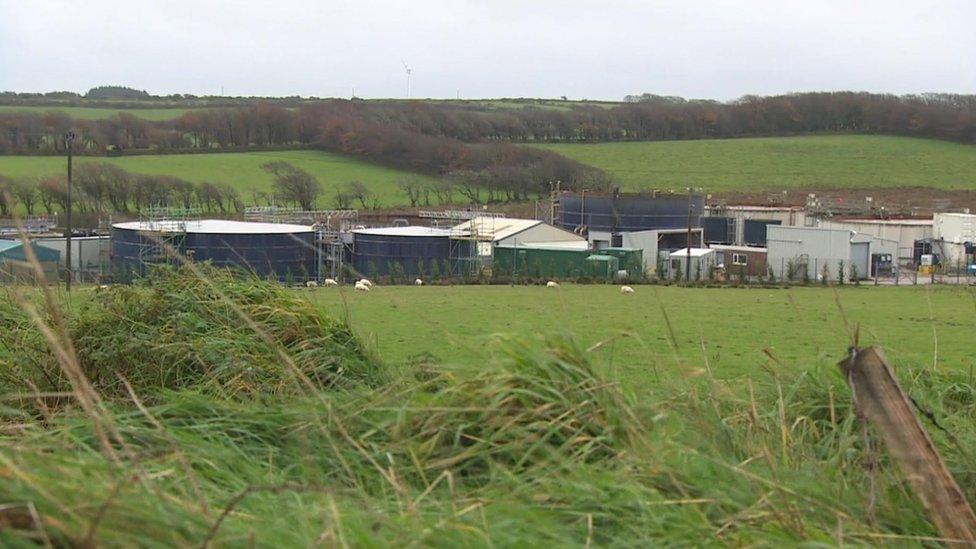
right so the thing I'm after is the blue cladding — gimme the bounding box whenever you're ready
[351,233,457,277]
[743,219,781,246]
[111,228,315,280]
[702,217,734,244]
[559,194,703,233]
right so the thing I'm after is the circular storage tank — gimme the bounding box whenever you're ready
[351,226,454,278]
[111,220,316,281]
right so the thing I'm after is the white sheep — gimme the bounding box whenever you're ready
[620,285,635,294]
[414,278,423,286]
[358,278,373,288]
[323,278,339,286]
[354,282,370,292]
[306,280,319,288]
[546,281,560,288]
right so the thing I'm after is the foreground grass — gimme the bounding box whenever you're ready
[537,134,976,193]
[1,276,973,545]
[0,150,437,209]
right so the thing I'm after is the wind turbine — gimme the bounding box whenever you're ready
[402,61,413,99]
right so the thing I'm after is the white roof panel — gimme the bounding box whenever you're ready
[518,240,590,250]
[669,247,715,258]
[113,219,313,234]
[453,217,541,241]
[352,226,451,237]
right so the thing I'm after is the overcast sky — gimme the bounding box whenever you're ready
[1,0,973,101]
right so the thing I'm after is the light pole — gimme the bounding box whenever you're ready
[65,131,74,292]
[685,187,694,281]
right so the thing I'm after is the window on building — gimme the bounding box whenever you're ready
[732,253,748,266]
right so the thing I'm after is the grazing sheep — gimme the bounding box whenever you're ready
[96,284,110,291]
[414,278,423,286]
[620,285,635,294]
[306,280,318,288]
[359,279,373,288]
[354,282,370,292]
[323,278,339,286]
[546,281,560,288]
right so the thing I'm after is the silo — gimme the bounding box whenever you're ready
[558,193,703,233]
[111,220,316,281]
[350,226,454,278]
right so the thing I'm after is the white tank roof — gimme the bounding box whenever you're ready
[112,219,313,234]
[351,226,451,237]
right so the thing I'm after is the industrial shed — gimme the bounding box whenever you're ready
[0,239,61,283]
[766,226,895,281]
[36,235,111,283]
[666,248,716,280]
[493,246,643,280]
[704,205,806,245]
[112,220,316,281]
[710,245,768,277]
[452,217,587,256]
[816,218,931,263]
[588,228,703,274]
[932,213,976,268]
[351,226,459,278]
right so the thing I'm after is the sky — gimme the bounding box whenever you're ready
[1,0,973,101]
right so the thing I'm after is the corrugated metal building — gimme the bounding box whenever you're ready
[0,239,61,283]
[452,217,587,256]
[35,235,111,282]
[816,218,932,263]
[932,213,976,267]
[559,192,702,233]
[493,245,643,280]
[594,228,703,274]
[766,226,896,280]
[705,205,806,245]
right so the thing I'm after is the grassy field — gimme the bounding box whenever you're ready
[2,272,974,545]
[312,284,973,390]
[0,105,198,121]
[537,134,976,193]
[0,150,436,208]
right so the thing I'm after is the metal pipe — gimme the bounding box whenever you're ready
[65,131,74,293]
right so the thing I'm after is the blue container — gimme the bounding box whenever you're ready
[112,220,316,281]
[351,227,458,277]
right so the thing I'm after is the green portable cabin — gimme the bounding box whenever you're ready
[493,245,642,280]
[0,239,61,283]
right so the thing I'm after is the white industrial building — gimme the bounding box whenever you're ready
[666,248,716,280]
[767,226,898,281]
[35,235,111,282]
[588,228,703,274]
[452,217,588,258]
[815,218,931,263]
[932,212,976,268]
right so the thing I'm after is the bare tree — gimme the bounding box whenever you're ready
[13,179,38,215]
[260,161,321,210]
[38,175,67,214]
[0,174,17,216]
[397,178,422,207]
[344,181,373,209]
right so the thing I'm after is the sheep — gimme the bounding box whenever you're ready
[354,282,370,292]
[414,278,424,286]
[306,280,319,288]
[323,278,339,286]
[358,279,373,288]
[546,281,560,288]
[620,285,635,294]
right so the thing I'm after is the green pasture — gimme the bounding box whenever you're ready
[0,150,435,208]
[537,134,976,193]
[312,283,974,390]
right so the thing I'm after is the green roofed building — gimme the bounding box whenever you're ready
[0,239,61,283]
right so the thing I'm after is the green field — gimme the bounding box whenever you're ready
[0,150,435,208]
[312,284,969,388]
[3,273,974,545]
[538,135,976,193]
[0,105,198,121]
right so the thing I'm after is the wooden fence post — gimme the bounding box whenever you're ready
[839,346,976,545]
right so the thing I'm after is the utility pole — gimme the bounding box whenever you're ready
[65,131,74,292]
[685,187,694,281]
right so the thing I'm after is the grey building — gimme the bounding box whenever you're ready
[766,226,896,281]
